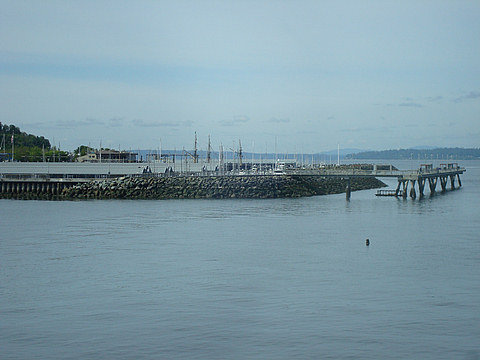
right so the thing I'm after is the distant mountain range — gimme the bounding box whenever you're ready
[138,147,480,162]
[316,148,365,157]
[345,147,480,160]
[4,123,477,162]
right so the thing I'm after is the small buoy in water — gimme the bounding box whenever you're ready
[366,239,370,246]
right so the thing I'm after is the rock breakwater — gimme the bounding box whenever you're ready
[62,175,386,200]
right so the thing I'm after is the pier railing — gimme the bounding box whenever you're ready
[283,166,466,180]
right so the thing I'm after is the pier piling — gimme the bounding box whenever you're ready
[345,178,351,200]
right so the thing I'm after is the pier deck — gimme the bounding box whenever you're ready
[283,163,465,199]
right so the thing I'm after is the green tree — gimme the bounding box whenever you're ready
[1,123,52,161]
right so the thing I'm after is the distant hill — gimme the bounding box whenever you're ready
[0,123,69,161]
[345,147,480,160]
[316,148,366,157]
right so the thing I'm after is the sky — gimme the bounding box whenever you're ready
[1,0,479,153]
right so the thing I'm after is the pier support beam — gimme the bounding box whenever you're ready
[457,174,462,187]
[428,177,437,193]
[440,176,447,191]
[395,180,402,197]
[449,175,456,190]
[401,180,408,199]
[409,180,416,199]
[418,178,426,198]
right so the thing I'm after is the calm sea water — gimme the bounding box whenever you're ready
[1,160,479,359]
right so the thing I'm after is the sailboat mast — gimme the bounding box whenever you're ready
[337,143,340,166]
[207,135,211,163]
[194,132,198,163]
[238,139,242,167]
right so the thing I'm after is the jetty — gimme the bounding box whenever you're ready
[0,161,465,200]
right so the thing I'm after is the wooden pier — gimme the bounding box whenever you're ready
[0,178,91,196]
[391,163,464,199]
[284,162,465,199]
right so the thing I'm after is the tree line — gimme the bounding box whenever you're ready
[0,122,70,162]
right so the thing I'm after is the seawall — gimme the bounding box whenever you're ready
[0,175,387,200]
[59,175,386,200]
[1,175,386,200]
[1,175,387,200]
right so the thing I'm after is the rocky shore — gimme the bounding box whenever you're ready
[60,175,386,200]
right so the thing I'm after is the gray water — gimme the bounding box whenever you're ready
[1,160,479,359]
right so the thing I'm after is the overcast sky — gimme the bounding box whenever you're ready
[1,0,479,153]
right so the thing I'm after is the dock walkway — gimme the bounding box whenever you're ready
[285,163,465,199]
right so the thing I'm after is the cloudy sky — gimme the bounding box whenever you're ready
[1,0,479,153]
